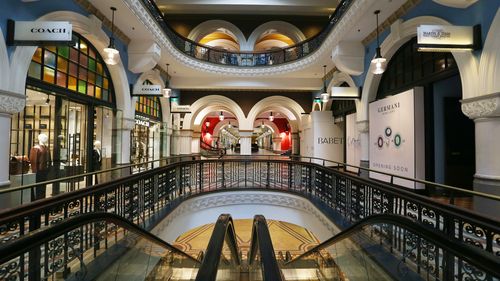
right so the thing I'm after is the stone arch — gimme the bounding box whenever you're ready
[357,16,478,122]
[134,69,171,124]
[247,96,305,132]
[323,71,357,111]
[188,20,247,47]
[244,21,306,51]
[183,95,246,132]
[253,120,281,138]
[212,119,240,138]
[479,8,500,96]
[9,11,133,119]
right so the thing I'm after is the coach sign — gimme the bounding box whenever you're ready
[7,19,73,46]
[416,24,481,52]
[133,85,162,96]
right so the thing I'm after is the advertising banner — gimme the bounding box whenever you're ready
[346,113,360,173]
[369,88,425,189]
[311,111,344,165]
[7,20,73,45]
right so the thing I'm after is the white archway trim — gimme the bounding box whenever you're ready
[212,119,240,137]
[479,8,500,96]
[245,21,306,51]
[247,96,305,132]
[124,0,374,76]
[432,0,478,9]
[252,120,281,137]
[0,29,10,92]
[184,95,246,131]
[324,71,357,111]
[9,12,133,119]
[357,16,478,122]
[188,20,246,47]
[150,190,340,243]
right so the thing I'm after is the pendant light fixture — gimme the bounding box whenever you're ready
[371,10,387,75]
[228,121,232,128]
[205,121,210,128]
[261,121,265,129]
[103,7,120,65]
[321,65,329,102]
[163,63,172,98]
[268,112,274,122]
[219,111,224,121]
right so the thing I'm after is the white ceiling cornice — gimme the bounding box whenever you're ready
[123,0,371,77]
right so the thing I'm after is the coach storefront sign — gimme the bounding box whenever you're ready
[133,85,162,96]
[416,24,481,52]
[7,20,73,45]
[135,115,150,127]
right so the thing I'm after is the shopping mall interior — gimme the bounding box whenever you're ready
[0,0,499,280]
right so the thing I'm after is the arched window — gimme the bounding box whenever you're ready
[27,32,115,105]
[377,37,458,99]
[135,80,162,121]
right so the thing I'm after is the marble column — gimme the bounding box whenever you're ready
[0,89,25,187]
[191,131,201,153]
[272,137,282,152]
[356,120,369,177]
[239,131,252,155]
[179,129,193,155]
[461,93,500,215]
[291,132,300,155]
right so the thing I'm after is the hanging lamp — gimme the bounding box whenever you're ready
[321,65,329,102]
[371,10,387,75]
[163,63,172,98]
[228,121,232,128]
[103,7,120,65]
[219,111,224,121]
[268,112,274,122]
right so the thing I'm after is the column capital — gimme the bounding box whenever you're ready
[179,129,193,137]
[461,93,500,120]
[192,131,201,138]
[0,89,25,114]
[120,117,136,131]
[356,120,369,133]
[272,137,282,142]
[239,130,253,138]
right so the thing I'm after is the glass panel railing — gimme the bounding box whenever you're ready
[0,212,200,281]
[283,214,500,281]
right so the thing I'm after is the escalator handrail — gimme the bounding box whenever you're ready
[285,214,500,278]
[248,215,284,281]
[195,214,241,281]
[0,212,201,265]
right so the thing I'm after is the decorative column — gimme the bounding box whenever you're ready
[291,132,300,155]
[191,131,201,154]
[239,131,252,155]
[461,93,500,214]
[116,117,135,165]
[171,113,181,155]
[0,90,25,187]
[163,127,172,157]
[272,137,282,152]
[179,130,193,155]
[357,120,369,177]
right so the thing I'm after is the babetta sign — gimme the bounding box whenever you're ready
[133,85,162,96]
[7,20,73,45]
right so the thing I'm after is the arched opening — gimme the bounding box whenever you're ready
[198,28,241,52]
[254,30,295,52]
[10,32,116,197]
[374,37,474,192]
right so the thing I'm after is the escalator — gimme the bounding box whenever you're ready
[1,213,498,281]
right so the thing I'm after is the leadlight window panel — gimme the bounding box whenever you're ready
[135,80,162,121]
[28,32,115,105]
[377,37,458,99]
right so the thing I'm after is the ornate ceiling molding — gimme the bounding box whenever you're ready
[461,93,500,120]
[123,0,370,77]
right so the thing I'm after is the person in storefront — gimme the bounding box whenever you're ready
[92,140,102,184]
[29,133,51,200]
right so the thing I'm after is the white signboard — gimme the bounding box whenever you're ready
[134,85,162,96]
[312,111,344,165]
[417,25,475,51]
[369,88,425,189]
[346,113,361,173]
[9,20,72,44]
[135,115,150,127]
[331,86,360,99]
[171,104,191,113]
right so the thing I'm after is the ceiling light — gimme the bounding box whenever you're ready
[261,121,265,129]
[321,65,329,102]
[45,95,50,105]
[205,121,210,128]
[163,64,172,98]
[103,7,120,65]
[219,111,224,121]
[371,10,386,75]
[268,112,274,122]
[228,121,232,128]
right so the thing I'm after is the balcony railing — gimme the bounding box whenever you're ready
[0,158,499,280]
[140,0,354,67]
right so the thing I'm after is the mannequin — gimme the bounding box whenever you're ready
[92,140,102,184]
[29,133,51,200]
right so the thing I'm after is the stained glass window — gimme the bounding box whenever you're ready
[27,32,114,104]
[135,80,161,120]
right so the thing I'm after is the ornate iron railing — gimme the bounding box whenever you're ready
[140,0,354,67]
[0,158,499,280]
